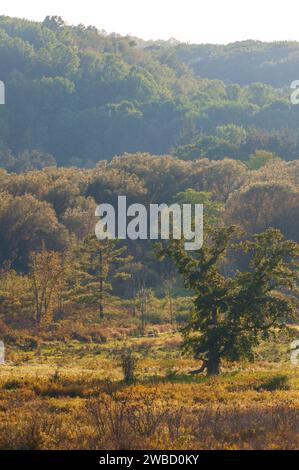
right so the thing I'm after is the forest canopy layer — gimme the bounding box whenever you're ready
[1,15,299,167]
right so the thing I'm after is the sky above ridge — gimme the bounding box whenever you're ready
[1,0,299,44]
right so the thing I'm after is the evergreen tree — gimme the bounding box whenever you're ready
[72,236,131,319]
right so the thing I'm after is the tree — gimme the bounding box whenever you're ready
[216,124,247,148]
[190,159,248,202]
[23,150,56,172]
[42,16,66,30]
[29,249,66,325]
[173,189,223,225]
[247,150,280,170]
[136,286,149,335]
[86,166,147,206]
[225,181,299,241]
[72,236,131,319]
[61,196,97,241]
[0,268,31,323]
[162,277,177,324]
[0,193,68,270]
[159,227,298,375]
[110,153,191,203]
[119,261,144,317]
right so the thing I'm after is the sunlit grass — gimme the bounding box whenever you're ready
[0,323,299,449]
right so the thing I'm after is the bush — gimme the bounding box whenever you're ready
[254,375,290,391]
[3,379,22,390]
[119,350,138,384]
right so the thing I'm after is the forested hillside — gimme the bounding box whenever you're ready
[166,41,299,86]
[0,14,299,451]
[0,14,298,300]
[1,15,299,167]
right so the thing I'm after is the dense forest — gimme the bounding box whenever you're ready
[0,153,297,324]
[0,15,298,323]
[1,15,299,167]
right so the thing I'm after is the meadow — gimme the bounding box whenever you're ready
[1,310,299,451]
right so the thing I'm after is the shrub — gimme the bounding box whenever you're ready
[3,379,22,390]
[119,350,138,384]
[254,375,290,391]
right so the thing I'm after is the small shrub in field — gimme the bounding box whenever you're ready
[50,368,62,383]
[90,332,107,344]
[0,319,37,350]
[119,351,138,384]
[3,379,22,390]
[85,391,178,450]
[0,418,44,450]
[255,375,290,391]
[71,332,91,343]
[165,369,179,381]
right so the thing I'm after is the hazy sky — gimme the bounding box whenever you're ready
[1,0,299,44]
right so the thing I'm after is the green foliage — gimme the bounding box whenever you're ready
[0,192,68,270]
[1,16,299,166]
[160,228,299,375]
[173,189,223,225]
[254,375,290,392]
[119,350,139,384]
[247,150,281,170]
[29,249,66,324]
[225,180,299,241]
[71,236,131,318]
[0,269,31,321]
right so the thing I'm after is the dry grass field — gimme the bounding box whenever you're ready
[1,316,299,450]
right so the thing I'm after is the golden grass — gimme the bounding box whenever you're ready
[0,326,299,450]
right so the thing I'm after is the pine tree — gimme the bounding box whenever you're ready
[72,236,131,319]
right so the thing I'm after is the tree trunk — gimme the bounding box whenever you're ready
[132,277,136,317]
[140,288,146,335]
[206,305,220,375]
[190,360,207,375]
[169,294,174,324]
[36,308,41,325]
[99,278,104,319]
[206,356,220,376]
[99,250,104,320]
[190,356,220,376]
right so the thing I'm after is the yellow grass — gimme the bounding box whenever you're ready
[1,329,299,450]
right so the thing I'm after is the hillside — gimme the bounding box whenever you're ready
[1,15,299,167]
